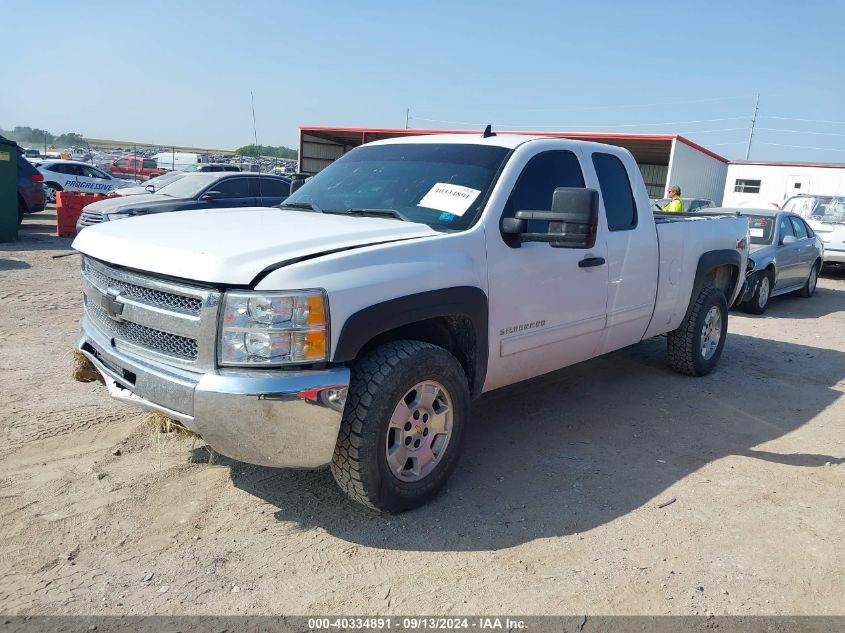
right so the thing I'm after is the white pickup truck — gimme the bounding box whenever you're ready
[73,133,749,512]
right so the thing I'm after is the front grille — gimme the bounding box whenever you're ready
[85,299,198,361]
[81,256,219,368]
[79,210,103,227]
[83,260,202,315]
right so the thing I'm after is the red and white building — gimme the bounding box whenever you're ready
[298,126,730,204]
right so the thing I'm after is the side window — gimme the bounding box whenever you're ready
[778,215,795,241]
[66,164,85,176]
[592,152,637,231]
[502,150,585,234]
[254,178,289,197]
[115,158,128,167]
[142,159,157,169]
[789,216,808,239]
[802,219,815,238]
[49,164,69,175]
[209,178,252,198]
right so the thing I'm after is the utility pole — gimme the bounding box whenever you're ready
[405,108,410,129]
[745,93,759,160]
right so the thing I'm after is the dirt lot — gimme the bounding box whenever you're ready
[1,209,843,616]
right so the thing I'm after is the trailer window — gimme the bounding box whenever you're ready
[734,179,761,194]
[592,152,637,231]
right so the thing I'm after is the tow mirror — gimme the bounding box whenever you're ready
[780,235,797,246]
[502,187,599,249]
[289,178,306,195]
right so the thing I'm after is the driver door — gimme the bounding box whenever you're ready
[484,148,608,392]
[775,214,801,288]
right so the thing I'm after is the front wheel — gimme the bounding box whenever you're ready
[331,340,469,513]
[741,270,772,315]
[667,286,728,377]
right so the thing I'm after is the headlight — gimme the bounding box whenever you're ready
[218,290,328,366]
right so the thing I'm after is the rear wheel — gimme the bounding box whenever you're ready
[797,262,819,298]
[331,340,469,513]
[667,286,728,377]
[741,270,771,315]
[44,182,61,203]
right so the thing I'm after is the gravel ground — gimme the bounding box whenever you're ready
[1,209,843,616]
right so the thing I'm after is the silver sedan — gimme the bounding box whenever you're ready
[734,209,825,314]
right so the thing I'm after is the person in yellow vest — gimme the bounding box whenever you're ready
[663,185,684,212]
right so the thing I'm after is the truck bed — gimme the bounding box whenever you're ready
[644,212,748,339]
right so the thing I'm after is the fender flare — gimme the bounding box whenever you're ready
[333,286,489,394]
[689,249,742,310]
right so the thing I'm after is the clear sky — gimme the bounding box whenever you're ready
[2,0,844,162]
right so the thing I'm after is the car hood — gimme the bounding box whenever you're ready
[72,207,440,285]
[86,193,167,213]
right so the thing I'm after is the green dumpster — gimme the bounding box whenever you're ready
[0,135,18,242]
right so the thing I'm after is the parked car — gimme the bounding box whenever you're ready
[76,172,291,232]
[181,163,241,173]
[109,156,167,180]
[72,134,749,512]
[654,197,716,213]
[108,171,187,196]
[731,209,824,314]
[22,147,41,159]
[781,194,845,267]
[39,160,129,201]
[17,150,46,224]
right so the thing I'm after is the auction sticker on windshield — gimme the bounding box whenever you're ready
[749,228,764,237]
[418,182,481,216]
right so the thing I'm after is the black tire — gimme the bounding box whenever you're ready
[667,286,728,377]
[18,197,26,225]
[740,269,772,315]
[797,261,819,298]
[331,340,470,513]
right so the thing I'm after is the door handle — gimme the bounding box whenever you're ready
[578,256,606,268]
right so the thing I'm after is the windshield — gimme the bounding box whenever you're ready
[782,195,845,223]
[745,214,776,245]
[156,173,219,198]
[283,143,511,230]
[148,172,186,189]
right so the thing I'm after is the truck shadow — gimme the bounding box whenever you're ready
[228,332,844,552]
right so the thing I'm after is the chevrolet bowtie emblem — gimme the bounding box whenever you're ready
[103,287,124,320]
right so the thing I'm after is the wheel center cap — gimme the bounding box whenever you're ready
[414,424,423,434]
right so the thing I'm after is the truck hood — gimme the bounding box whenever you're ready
[72,207,440,285]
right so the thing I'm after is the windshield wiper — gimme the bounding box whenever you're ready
[280,201,323,213]
[329,208,411,222]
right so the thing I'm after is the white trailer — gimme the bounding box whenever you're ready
[153,152,199,171]
[722,161,845,208]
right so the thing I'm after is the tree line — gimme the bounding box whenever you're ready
[234,144,297,159]
[0,126,86,148]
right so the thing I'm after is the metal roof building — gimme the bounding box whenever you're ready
[298,126,730,203]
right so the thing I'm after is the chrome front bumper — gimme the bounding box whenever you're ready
[78,318,350,468]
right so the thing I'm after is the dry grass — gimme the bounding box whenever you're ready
[71,349,103,383]
[142,412,218,464]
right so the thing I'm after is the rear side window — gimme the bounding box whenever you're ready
[789,216,808,239]
[253,178,289,197]
[142,159,157,169]
[592,153,637,231]
[210,178,252,198]
[503,150,585,234]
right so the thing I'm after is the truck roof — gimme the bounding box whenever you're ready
[365,133,629,152]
